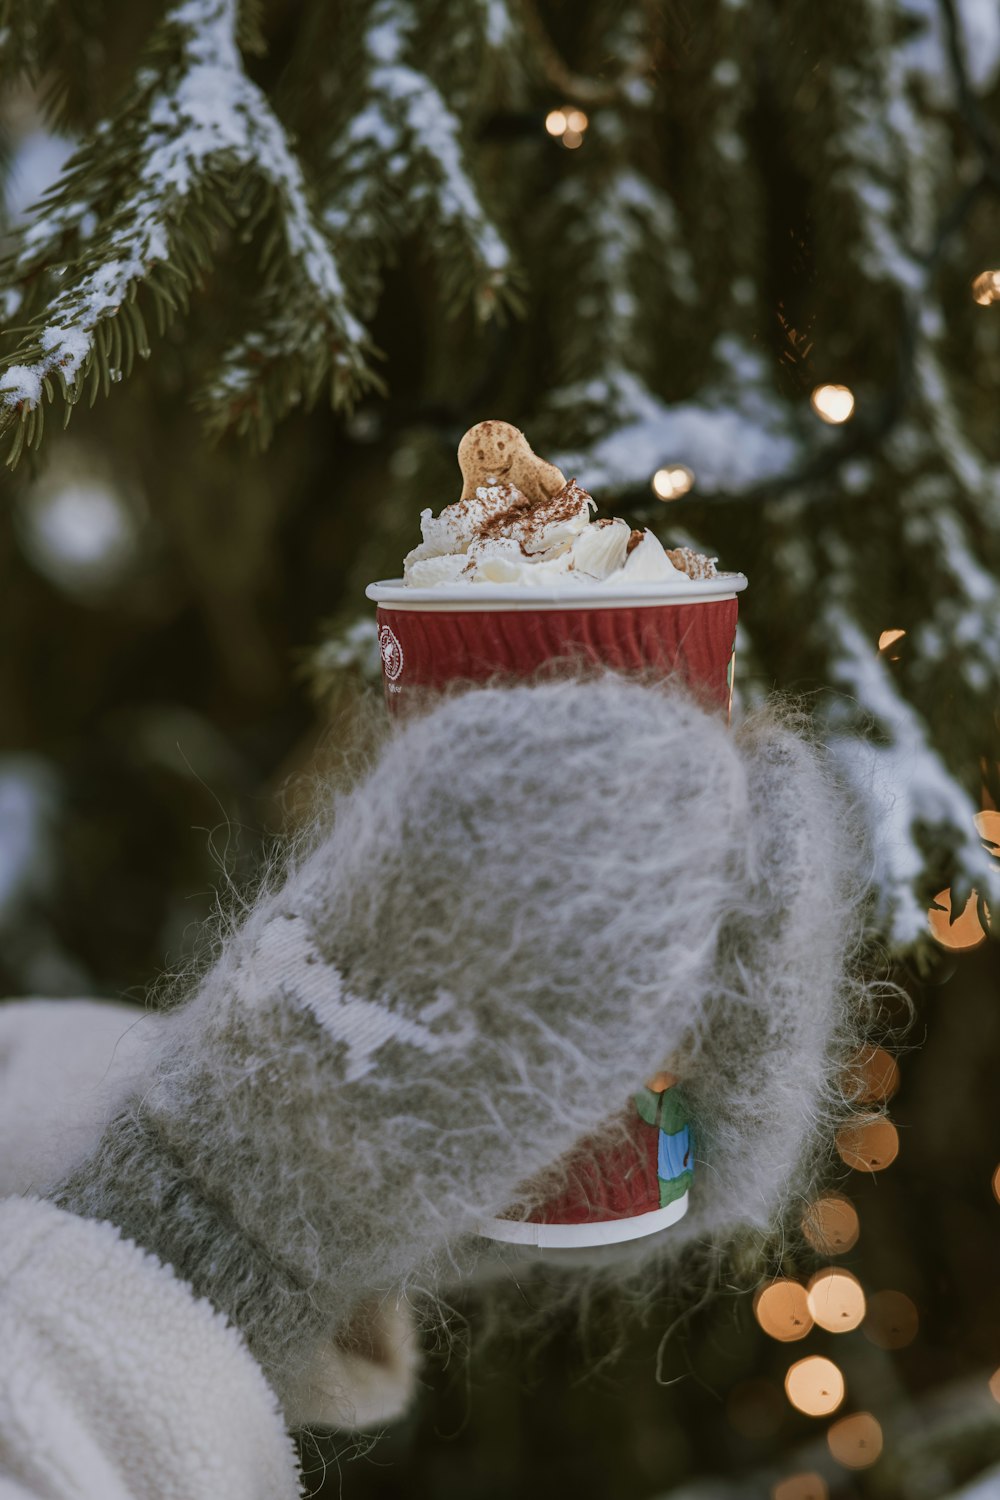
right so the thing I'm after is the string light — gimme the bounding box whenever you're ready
[863,1290,918,1349]
[927,888,990,950]
[835,1117,899,1172]
[810,384,855,424]
[807,1269,866,1333]
[802,1195,860,1255]
[972,270,1000,306]
[826,1412,883,1469]
[878,628,906,660]
[754,1279,813,1342]
[544,105,589,149]
[652,464,695,500]
[992,1163,1000,1204]
[784,1356,845,1417]
[989,1369,1000,1404]
[772,1476,829,1500]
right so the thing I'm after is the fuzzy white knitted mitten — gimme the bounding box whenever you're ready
[52,675,861,1409]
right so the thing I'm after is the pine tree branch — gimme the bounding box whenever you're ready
[321,0,520,323]
[824,608,998,948]
[515,0,653,107]
[0,0,373,462]
[938,0,1000,187]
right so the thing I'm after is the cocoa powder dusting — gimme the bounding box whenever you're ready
[666,545,718,580]
[477,478,593,544]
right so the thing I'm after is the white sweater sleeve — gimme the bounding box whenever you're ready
[0,998,421,1435]
[0,1197,303,1500]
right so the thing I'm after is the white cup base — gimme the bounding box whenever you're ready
[477,1191,689,1249]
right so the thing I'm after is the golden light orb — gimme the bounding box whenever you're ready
[836,1117,899,1172]
[544,109,568,136]
[927,888,989,950]
[810,384,855,424]
[849,1046,900,1105]
[993,1163,1000,1204]
[651,464,695,500]
[561,129,584,150]
[826,1412,883,1469]
[863,1289,918,1350]
[972,270,1000,306]
[878,628,906,653]
[807,1269,866,1333]
[754,1279,814,1342]
[990,1369,1000,1404]
[784,1356,845,1417]
[565,108,589,133]
[772,1476,829,1500]
[975,809,1000,854]
[802,1195,860,1255]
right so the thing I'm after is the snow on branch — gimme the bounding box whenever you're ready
[472,0,517,50]
[543,159,800,498]
[323,0,514,320]
[552,166,694,369]
[551,352,800,498]
[0,0,371,456]
[818,0,947,295]
[823,607,996,947]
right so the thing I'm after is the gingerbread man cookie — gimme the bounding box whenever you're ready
[458,420,566,504]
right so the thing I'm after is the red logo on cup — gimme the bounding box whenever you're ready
[378,624,404,682]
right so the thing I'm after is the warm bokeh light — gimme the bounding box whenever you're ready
[810,384,855,424]
[726,1379,784,1439]
[784,1356,845,1417]
[544,109,568,136]
[972,269,1000,305]
[826,1412,883,1469]
[849,1046,900,1105]
[802,1195,860,1255]
[990,1369,1000,1404]
[562,129,584,149]
[836,1117,899,1172]
[651,464,695,500]
[927,888,989,950]
[863,1290,919,1349]
[993,1163,1000,1204]
[878,628,906,652]
[754,1279,813,1342]
[807,1269,866,1333]
[975,809,1000,854]
[772,1475,829,1500]
[565,108,589,133]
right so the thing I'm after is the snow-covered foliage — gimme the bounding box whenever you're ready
[824,611,998,947]
[323,0,513,322]
[0,0,517,449]
[3,0,999,949]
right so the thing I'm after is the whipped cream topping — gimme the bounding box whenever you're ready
[404,477,715,588]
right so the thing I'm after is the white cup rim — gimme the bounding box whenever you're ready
[366,575,747,612]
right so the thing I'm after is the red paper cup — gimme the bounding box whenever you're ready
[365,573,747,1247]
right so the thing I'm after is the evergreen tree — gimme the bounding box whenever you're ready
[3,0,1000,949]
[3,10,1000,1499]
